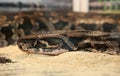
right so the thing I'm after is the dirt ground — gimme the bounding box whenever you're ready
[0,45,120,76]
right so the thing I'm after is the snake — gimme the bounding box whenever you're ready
[17,30,120,55]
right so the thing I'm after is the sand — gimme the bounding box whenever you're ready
[0,45,120,76]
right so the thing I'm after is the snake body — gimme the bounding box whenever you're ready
[0,11,120,55]
[17,30,120,55]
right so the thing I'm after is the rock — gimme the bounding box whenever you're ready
[0,57,12,63]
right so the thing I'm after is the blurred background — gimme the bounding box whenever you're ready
[0,0,120,13]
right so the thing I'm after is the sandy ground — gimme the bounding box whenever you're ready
[0,46,120,76]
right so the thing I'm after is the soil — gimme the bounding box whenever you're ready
[0,45,120,76]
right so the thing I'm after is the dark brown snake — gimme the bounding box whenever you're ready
[0,11,120,55]
[17,30,120,55]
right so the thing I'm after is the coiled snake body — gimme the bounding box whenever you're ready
[17,30,120,55]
